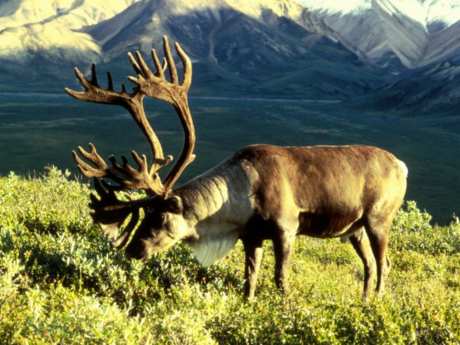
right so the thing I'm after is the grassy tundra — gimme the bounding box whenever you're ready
[0,167,459,344]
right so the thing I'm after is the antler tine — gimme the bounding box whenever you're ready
[91,64,99,86]
[73,143,108,178]
[151,49,165,78]
[107,72,114,91]
[127,52,144,77]
[175,42,192,89]
[163,36,179,84]
[135,51,155,79]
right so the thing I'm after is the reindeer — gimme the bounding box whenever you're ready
[66,36,408,299]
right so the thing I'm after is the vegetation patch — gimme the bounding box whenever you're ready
[0,168,459,344]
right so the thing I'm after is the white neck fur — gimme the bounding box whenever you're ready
[176,159,257,265]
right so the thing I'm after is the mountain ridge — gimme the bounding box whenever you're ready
[4,0,460,68]
[2,0,460,111]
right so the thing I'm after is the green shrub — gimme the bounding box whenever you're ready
[393,200,432,233]
[0,169,458,344]
[392,201,460,255]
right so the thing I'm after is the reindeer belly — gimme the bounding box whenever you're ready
[298,210,363,238]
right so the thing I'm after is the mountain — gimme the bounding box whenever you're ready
[0,0,386,100]
[7,0,460,69]
[295,0,460,111]
[1,0,460,110]
[0,0,307,63]
[297,0,460,69]
[88,0,303,58]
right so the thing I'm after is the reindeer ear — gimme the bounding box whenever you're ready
[164,195,183,214]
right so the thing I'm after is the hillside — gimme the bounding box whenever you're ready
[0,168,459,344]
[4,0,460,110]
[0,0,138,63]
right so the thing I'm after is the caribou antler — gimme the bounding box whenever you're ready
[67,36,196,195]
[127,36,196,193]
[65,62,171,195]
[89,179,150,248]
[67,36,196,245]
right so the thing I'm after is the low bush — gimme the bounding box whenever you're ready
[0,168,458,344]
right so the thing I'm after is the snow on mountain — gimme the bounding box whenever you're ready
[425,0,460,27]
[0,0,76,29]
[297,0,460,26]
[0,0,138,63]
[297,0,460,68]
[297,0,372,14]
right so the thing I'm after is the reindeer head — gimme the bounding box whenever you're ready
[123,194,190,259]
[66,37,197,260]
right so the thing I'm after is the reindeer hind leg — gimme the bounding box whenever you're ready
[349,228,375,300]
[364,215,393,296]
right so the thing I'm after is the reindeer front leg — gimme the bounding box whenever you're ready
[273,231,295,293]
[242,237,264,299]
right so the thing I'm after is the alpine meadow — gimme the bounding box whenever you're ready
[1,0,460,344]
